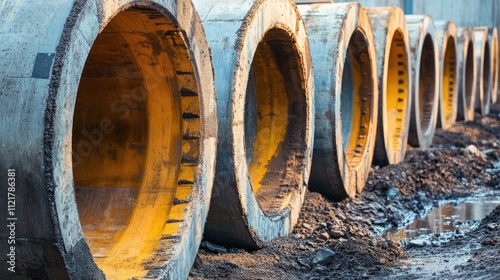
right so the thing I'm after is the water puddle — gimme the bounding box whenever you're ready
[385,192,500,241]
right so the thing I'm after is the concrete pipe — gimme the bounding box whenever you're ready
[0,1,217,279]
[435,21,459,130]
[406,15,439,148]
[367,7,412,166]
[488,27,499,104]
[456,27,477,121]
[473,27,493,115]
[298,2,378,199]
[193,0,314,249]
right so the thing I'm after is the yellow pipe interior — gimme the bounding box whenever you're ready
[418,34,437,133]
[247,40,289,194]
[341,30,374,167]
[72,7,199,279]
[441,37,457,124]
[385,30,409,157]
[493,35,498,101]
[244,28,307,213]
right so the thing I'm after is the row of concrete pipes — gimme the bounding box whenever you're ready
[0,0,498,279]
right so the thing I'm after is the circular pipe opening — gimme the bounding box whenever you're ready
[418,34,437,134]
[385,29,409,157]
[72,7,200,278]
[464,40,475,118]
[244,28,307,213]
[340,30,374,166]
[442,37,457,124]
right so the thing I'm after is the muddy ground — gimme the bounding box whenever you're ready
[189,104,500,280]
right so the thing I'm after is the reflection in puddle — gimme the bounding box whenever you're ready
[386,193,500,241]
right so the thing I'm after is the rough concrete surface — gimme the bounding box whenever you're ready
[406,15,440,149]
[367,7,412,166]
[0,0,217,279]
[194,0,315,249]
[299,2,379,199]
[435,20,459,130]
[473,27,493,115]
[456,27,477,122]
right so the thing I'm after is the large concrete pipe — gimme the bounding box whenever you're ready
[367,7,412,166]
[473,27,493,115]
[406,15,439,148]
[298,2,378,199]
[0,1,217,279]
[193,0,314,249]
[435,21,459,130]
[456,27,477,121]
[488,27,499,104]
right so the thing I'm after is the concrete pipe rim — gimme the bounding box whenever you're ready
[489,27,499,105]
[232,4,314,245]
[407,15,439,149]
[340,29,376,173]
[474,27,492,115]
[484,37,492,114]
[44,1,216,279]
[339,5,378,195]
[435,21,458,130]
[484,40,492,114]
[200,0,314,249]
[367,7,412,166]
[300,2,378,199]
[457,27,477,121]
